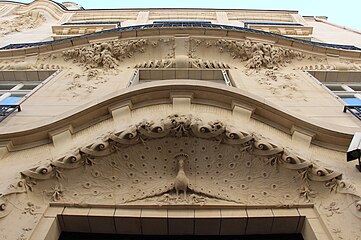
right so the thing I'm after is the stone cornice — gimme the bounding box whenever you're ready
[1,24,360,59]
[0,81,358,151]
[0,0,299,13]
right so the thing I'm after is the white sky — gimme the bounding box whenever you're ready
[10,0,361,31]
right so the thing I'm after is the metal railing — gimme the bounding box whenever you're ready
[0,105,21,123]
[343,105,361,121]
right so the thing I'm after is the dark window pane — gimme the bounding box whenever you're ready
[59,232,304,240]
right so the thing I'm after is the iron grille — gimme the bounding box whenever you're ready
[0,105,21,123]
[343,105,361,121]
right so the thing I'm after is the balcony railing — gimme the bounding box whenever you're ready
[0,105,21,123]
[343,105,361,121]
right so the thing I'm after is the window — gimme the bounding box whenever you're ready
[308,70,361,120]
[0,70,57,122]
[308,71,361,106]
[0,82,40,105]
[243,21,303,28]
[322,83,361,106]
[152,21,213,27]
[128,69,232,87]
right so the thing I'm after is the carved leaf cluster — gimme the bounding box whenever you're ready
[215,39,304,69]
[63,39,149,69]
[0,12,46,36]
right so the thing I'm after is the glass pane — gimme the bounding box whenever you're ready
[342,98,361,106]
[59,232,304,240]
[0,96,22,105]
[349,85,361,91]
[21,84,38,90]
[325,85,345,91]
[0,84,16,90]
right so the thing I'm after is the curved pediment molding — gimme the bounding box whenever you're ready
[0,82,357,150]
[0,11,46,37]
[6,0,68,22]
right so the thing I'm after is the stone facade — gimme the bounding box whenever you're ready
[0,1,361,240]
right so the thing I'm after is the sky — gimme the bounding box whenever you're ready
[11,0,361,30]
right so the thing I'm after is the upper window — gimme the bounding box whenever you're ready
[243,21,303,28]
[128,69,232,87]
[0,70,56,105]
[323,83,361,106]
[0,70,57,122]
[308,70,361,120]
[62,21,121,27]
[308,71,361,106]
[152,21,212,26]
[0,82,39,105]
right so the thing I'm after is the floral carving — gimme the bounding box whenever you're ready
[214,39,304,69]
[0,12,46,37]
[63,39,149,69]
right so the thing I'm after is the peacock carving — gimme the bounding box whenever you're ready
[174,153,189,199]
[20,115,345,207]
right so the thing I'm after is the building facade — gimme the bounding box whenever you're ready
[0,1,361,239]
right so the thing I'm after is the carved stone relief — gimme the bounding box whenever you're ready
[0,12,46,37]
[9,114,357,211]
[134,58,230,69]
[300,62,361,71]
[191,39,305,69]
[252,70,306,100]
[0,60,64,70]
[0,114,359,240]
[63,39,150,69]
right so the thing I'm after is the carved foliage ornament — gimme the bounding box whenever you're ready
[0,12,46,37]
[63,39,149,69]
[213,39,305,69]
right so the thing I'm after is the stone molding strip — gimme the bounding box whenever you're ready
[0,81,357,151]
